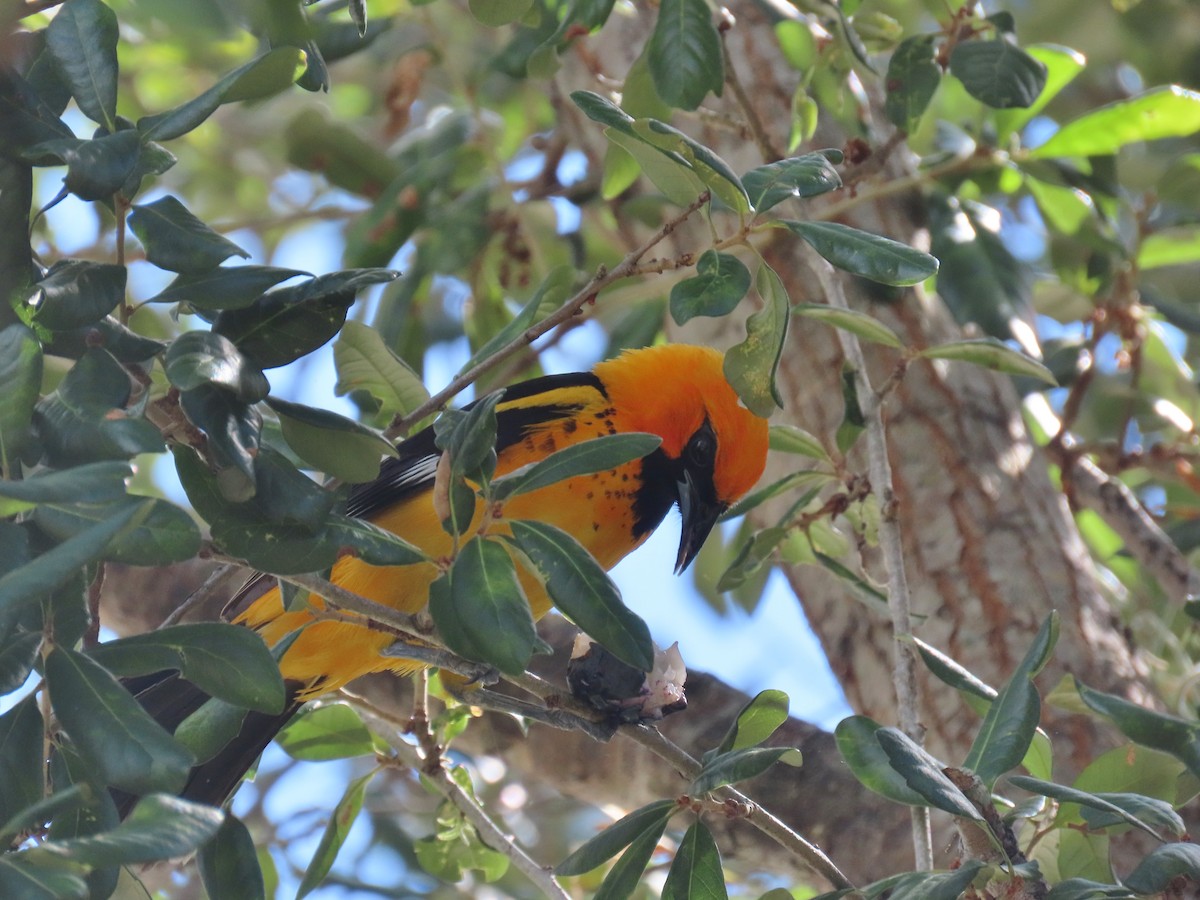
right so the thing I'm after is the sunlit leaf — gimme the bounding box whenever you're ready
[1033,85,1200,159]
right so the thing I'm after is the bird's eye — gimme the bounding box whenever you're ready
[686,423,716,468]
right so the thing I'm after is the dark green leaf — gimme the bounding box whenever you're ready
[326,515,429,567]
[178,385,261,496]
[1,785,89,851]
[963,612,1058,787]
[885,36,940,130]
[428,537,539,676]
[33,496,201,566]
[716,525,786,592]
[199,813,265,900]
[509,520,654,671]
[714,689,790,755]
[0,854,88,900]
[723,262,788,417]
[0,628,40,695]
[174,697,250,765]
[949,39,1047,109]
[45,646,194,794]
[42,315,166,364]
[913,636,997,702]
[1075,681,1200,778]
[266,396,395,483]
[0,461,130,517]
[39,794,223,865]
[468,0,534,26]
[555,799,675,876]
[0,501,144,617]
[139,48,306,142]
[690,746,800,795]
[128,196,249,274]
[594,814,671,900]
[0,324,42,471]
[742,150,844,214]
[721,472,824,522]
[45,0,119,130]
[782,220,939,286]
[88,623,284,713]
[874,727,983,820]
[815,552,888,609]
[148,266,306,311]
[165,331,269,401]
[0,699,44,830]
[919,338,1057,384]
[492,433,662,501]
[647,0,723,110]
[792,303,904,349]
[875,862,988,900]
[296,772,373,899]
[570,90,638,137]
[1033,85,1200,159]
[213,269,396,369]
[661,821,727,900]
[276,703,374,761]
[669,251,751,325]
[1078,792,1185,835]
[1043,879,1135,900]
[37,130,141,202]
[1121,842,1200,895]
[33,260,127,331]
[0,68,74,161]
[435,390,502,483]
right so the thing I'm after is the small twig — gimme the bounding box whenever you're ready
[356,702,571,900]
[158,564,235,629]
[814,151,994,223]
[810,254,932,870]
[386,191,712,438]
[718,13,782,162]
[83,562,105,650]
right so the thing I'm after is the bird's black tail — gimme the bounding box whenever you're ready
[117,671,302,817]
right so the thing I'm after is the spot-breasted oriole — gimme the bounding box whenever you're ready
[130,343,770,808]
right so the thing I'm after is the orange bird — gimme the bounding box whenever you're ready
[131,343,770,808]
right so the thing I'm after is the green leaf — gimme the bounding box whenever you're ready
[835,716,928,806]
[1077,792,1185,836]
[1122,842,1200,895]
[199,813,265,900]
[147,266,306,311]
[874,727,983,820]
[723,262,789,417]
[138,48,306,142]
[0,461,130,517]
[690,746,800,795]
[214,269,397,369]
[40,130,141,202]
[1026,176,1095,235]
[962,613,1058,787]
[45,646,194,794]
[1033,85,1200,159]
[570,90,638,137]
[918,338,1057,384]
[0,854,88,900]
[33,496,201,566]
[635,119,749,213]
[605,127,708,207]
[716,525,786,592]
[468,0,534,26]
[267,396,396,483]
[333,320,430,419]
[428,537,541,676]
[661,821,727,900]
[88,623,284,713]
[714,689,790,755]
[0,500,144,616]
[45,0,119,130]
[326,515,430,567]
[37,794,222,866]
[556,800,675,876]
[647,0,723,111]
[742,150,843,214]
[32,260,127,331]
[767,424,830,461]
[1075,680,1200,778]
[276,703,374,761]
[669,251,751,325]
[949,39,1047,109]
[913,636,997,702]
[0,324,42,472]
[1008,776,1171,842]
[792,303,905,349]
[1042,879,1135,900]
[885,36,940,130]
[128,196,249,274]
[782,220,939,286]
[165,331,269,401]
[177,385,260,497]
[721,471,825,522]
[1139,228,1200,270]
[492,433,662,501]
[296,772,373,899]
[508,520,653,671]
[0,699,44,831]
[995,44,1087,142]
[593,811,670,900]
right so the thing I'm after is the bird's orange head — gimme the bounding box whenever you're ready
[594,344,770,572]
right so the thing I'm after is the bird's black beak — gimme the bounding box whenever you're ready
[675,469,726,574]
